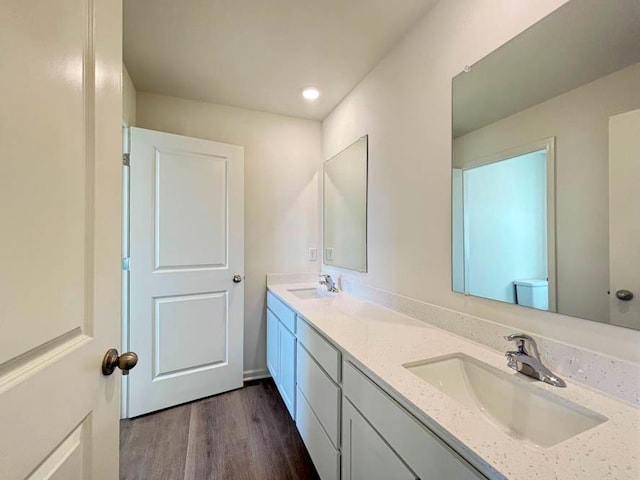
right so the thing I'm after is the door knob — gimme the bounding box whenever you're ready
[615,289,634,301]
[102,348,138,376]
[233,274,243,283]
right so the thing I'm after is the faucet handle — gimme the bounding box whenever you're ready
[504,333,540,358]
[505,352,519,371]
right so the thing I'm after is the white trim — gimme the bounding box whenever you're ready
[121,123,130,419]
[243,368,271,382]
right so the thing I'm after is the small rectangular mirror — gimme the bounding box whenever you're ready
[323,135,368,272]
[451,0,640,329]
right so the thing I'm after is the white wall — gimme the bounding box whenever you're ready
[123,65,136,126]
[136,92,322,375]
[322,0,640,363]
[454,63,640,322]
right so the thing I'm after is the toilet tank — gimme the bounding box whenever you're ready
[514,279,549,310]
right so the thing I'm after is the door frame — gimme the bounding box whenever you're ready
[121,124,131,419]
[459,137,557,312]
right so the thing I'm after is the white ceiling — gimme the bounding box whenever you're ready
[124,0,438,120]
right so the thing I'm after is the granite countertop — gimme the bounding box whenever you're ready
[267,282,640,480]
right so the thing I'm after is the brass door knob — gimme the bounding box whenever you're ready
[102,348,138,376]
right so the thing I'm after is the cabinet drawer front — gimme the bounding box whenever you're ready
[297,345,340,447]
[296,317,340,382]
[343,362,485,480]
[267,291,296,332]
[296,387,340,480]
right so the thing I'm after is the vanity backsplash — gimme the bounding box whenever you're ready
[267,273,640,405]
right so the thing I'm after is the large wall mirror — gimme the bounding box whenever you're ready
[324,135,368,272]
[451,0,640,330]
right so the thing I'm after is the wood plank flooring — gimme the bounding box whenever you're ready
[120,379,320,480]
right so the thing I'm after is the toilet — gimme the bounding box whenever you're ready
[514,279,549,310]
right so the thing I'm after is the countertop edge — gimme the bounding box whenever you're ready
[267,285,503,479]
[266,283,640,480]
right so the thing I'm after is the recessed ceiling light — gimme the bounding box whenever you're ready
[302,87,320,101]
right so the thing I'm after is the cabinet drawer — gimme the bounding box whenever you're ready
[296,317,340,382]
[267,291,296,332]
[296,387,340,480]
[343,362,485,480]
[297,345,340,447]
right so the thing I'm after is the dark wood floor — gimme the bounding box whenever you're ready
[120,379,320,480]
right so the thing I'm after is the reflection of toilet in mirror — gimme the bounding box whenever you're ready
[514,279,549,310]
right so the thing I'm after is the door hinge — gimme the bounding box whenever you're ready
[123,153,130,166]
[122,257,131,271]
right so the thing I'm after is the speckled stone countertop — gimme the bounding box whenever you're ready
[268,283,640,480]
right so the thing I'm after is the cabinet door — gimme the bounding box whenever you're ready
[278,324,296,419]
[342,399,417,480]
[266,309,279,380]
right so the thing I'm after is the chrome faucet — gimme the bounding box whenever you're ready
[319,274,339,293]
[504,333,566,387]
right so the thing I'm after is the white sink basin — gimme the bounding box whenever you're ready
[287,287,335,300]
[404,353,607,448]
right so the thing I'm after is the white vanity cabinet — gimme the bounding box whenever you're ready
[266,289,486,480]
[266,292,296,419]
[342,362,485,480]
[295,316,342,480]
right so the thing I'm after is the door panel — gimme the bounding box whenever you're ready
[609,109,640,329]
[129,127,244,416]
[1,1,88,365]
[155,150,227,269]
[26,423,85,480]
[0,0,122,478]
[155,292,228,376]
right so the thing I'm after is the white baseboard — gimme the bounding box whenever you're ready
[243,368,271,382]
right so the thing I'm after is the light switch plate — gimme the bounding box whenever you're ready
[308,248,317,262]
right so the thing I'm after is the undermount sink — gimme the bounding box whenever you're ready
[404,353,607,448]
[287,287,335,300]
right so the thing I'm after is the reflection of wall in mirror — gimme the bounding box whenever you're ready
[324,138,367,271]
[453,62,640,323]
[462,151,547,306]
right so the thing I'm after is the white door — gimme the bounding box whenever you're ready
[0,0,122,478]
[609,109,640,329]
[128,127,244,416]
